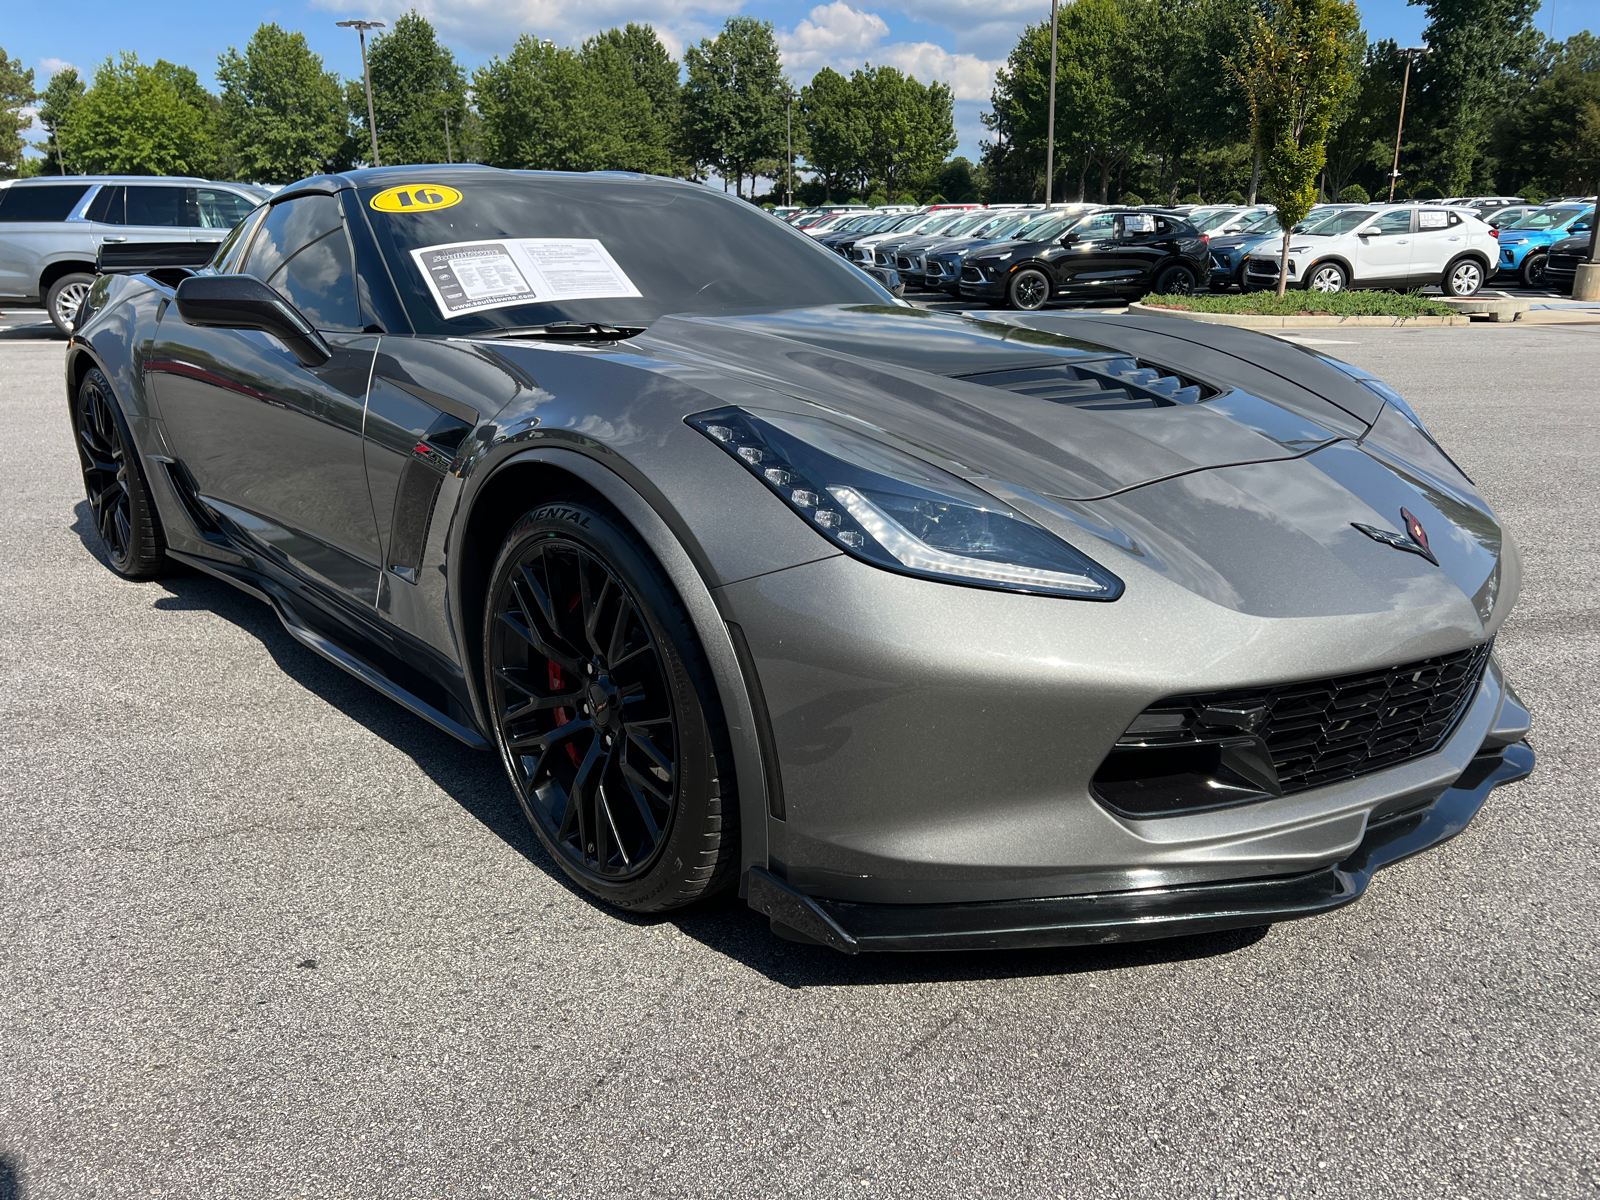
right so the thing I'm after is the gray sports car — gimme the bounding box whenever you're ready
[67,166,1532,952]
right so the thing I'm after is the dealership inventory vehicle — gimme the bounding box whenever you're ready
[1245,204,1496,295]
[961,207,1210,308]
[1494,204,1594,287]
[1207,207,1298,289]
[920,208,1088,293]
[0,175,268,332]
[1541,221,1594,293]
[69,165,1531,952]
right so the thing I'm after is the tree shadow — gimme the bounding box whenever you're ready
[0,1151,21,1200]
[73,502,1274,988]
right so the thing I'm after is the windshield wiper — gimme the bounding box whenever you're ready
[485,322,646,341]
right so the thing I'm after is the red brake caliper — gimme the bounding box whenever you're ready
[550,658,583,766]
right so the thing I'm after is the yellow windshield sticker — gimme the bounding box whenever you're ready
[369,184,462,213]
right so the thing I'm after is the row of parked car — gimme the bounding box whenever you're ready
[777,194,1595,307]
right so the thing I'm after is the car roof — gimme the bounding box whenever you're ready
[9,174,234,186]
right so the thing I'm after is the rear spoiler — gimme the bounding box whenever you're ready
[96,241,219,282]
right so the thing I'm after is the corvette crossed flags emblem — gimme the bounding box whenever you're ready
[1352,507,1438,566]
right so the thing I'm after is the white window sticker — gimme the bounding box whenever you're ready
[1418,210,1449,229]
[409,237,643,320]
[1122,213,1155,233]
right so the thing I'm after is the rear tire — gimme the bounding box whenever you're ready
[1152,263,1197,295]
[483,499,738,913]
[1519,252,1547,289]
[46,272,97,335]
[73,367,167,579]
[1442,256,1485,297]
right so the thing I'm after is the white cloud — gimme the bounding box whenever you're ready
[880,0,1039,56]
[39,58,78,78]
[310,0,743,57]
[778,3,999,101]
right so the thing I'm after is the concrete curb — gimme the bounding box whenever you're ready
[1127,303,1471,328]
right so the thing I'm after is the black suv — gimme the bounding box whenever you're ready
[959,208,1208,310]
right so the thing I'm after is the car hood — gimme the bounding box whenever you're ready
[1210,231,1276,251]
[492,305,1510,621]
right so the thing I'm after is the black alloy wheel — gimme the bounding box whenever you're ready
[1153,264,1197,295]
[74,368,166,578]
[484,501,738,911]
[1519,252,1547,289]
[1007,267,1051,310]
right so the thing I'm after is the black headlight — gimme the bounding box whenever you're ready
[688,407,1123,600]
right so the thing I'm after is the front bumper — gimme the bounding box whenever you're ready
[958,274,1006,301]
[749,738,1534,952]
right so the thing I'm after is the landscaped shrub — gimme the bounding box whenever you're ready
[1181,192,1204,204]
[1338,184,1370,203]
[1121,193,1146,206]
[1224,190,1245,204]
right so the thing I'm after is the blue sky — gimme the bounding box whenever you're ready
[8,0,1598,162]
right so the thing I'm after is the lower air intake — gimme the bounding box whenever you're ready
[1094,642,1493,818]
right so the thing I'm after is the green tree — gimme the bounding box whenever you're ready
[474,35,666,173]
[852,65,956,202]
[1497,52,1600,195]
[33,67,83,175]
[351,12,467,166]
[58,53,220,176]
[586,24,683,171]
[799,67,865,200]
[1411,0,1543,193]
[0,47,36,179]
[218,25,347,183]
[681,17,789,197]
[1229,0,1362,295]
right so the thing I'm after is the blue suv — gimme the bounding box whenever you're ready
[1496,204,1595,287]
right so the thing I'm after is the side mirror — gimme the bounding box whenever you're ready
[1060,231,1080,246]
[175,274,332,368]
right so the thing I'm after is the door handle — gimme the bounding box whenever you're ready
[102,236,127,243]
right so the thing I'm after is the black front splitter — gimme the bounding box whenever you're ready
[747,742,1534,954]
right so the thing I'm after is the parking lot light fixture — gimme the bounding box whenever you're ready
[1045,0,1058,206]
[1388,47,1426,203]
[783,89,798,207]
[337,20,386,168]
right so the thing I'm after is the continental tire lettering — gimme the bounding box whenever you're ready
[534,505,591,527]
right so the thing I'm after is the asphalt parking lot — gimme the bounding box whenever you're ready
[1,310,1596,1199]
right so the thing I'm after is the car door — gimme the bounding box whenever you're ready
[149,191,383,605]
[1409,208,1467,283]
[1049,211,1124,295]
[86,183,196,257]
[1119,213,1184,293]
[1351,209,1413,284]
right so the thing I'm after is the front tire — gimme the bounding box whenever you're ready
[1519,252,1547,289]
[484,500,738,912]
[74,367,167,579]
[1006,267,1051,310]
[1443,256,1485,297]
[1306,262,1347,293]
[46,272,97,335]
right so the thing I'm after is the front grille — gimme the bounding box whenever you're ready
[874,250,891,266]
[1247,259,1279,277]
[896,255,916,270]
[962,265,984,282]
[1547,251,1581,273]
[1097,643,1492,815]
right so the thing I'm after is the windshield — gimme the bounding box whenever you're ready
[916,213,965,236]
[361,176,884,335]
[1240,209,1280,232]
[1193,209,1246,232]
[942,211,994,236]
[1508,206,1585,230]
[1298,208,1374,235]
[1013,212,1075,241]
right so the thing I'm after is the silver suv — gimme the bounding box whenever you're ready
[0,176,268,333]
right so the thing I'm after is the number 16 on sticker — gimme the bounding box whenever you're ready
[370,184,462,213]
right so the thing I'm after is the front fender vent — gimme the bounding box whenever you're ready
[957,358,1218,411]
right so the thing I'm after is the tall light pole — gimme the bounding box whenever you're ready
[1045,0,1059,206]
[337,20,385,168]
[435,106,454,164]
[1387,47,1425,202]
[783,89,798,207]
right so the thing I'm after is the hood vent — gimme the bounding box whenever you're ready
[956,358,1218,411]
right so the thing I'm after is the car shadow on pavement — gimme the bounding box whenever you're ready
[72,502,1273,988]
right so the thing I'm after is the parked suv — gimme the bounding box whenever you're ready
[0,175,268,332]
[1244,204,1496,296]
[961,207,1209,309]
[1494,203,1595,288]
[1542,219,1594,294]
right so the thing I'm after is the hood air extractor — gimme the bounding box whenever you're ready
[957,358,1218,411]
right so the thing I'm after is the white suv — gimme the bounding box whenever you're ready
[1243,204,1497,296]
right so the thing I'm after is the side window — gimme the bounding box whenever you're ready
[85,185,124,223]
[209,205,266,272]
[240,194,363,332]
[196,189,257,230]
[1371,210,1413,236]
[121,186,190,227]
[0,184,92,222]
